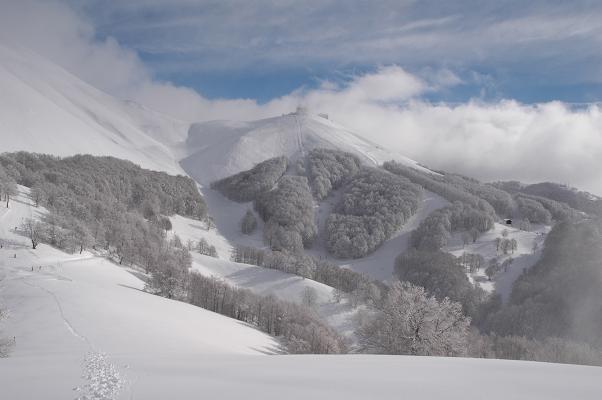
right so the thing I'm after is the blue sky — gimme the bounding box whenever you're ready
[74,0,602,103]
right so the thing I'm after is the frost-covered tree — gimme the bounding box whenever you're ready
[383,161,504,217]
[301,287,318,308]
[306,148,362,200]
[357,282,470,356]
[484,219,602,351]
[0,152,201,292]
[255,175,317,252]
[411,202,493,252]
[147,243,191,299]
[395,249,484,317]
[516,197,552,224]
[519,218,532,231]
[510,238,518,254]
[326,168,422,258]
[513,193,580,222]
[20,218,42,249]
[462,231,471,247]
[0,167,18,208]
[331,288,343,303]
[240,209,258,234]
[485,258,500,280]
[187,272,346,354]
[211,157,288,202]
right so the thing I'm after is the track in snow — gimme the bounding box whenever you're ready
[292,114,305,157]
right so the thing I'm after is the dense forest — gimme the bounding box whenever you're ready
[305,148,362,200]
[326,168,423,258]
[211,156,287,202]
[483,219,602,349]
[255,175,317,252]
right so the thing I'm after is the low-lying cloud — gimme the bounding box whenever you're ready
[1,0,601,195]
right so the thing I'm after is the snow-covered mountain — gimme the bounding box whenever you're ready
[2,44,602,400]
[181,110,429,185]
[0,44,186,174]
[0,44,428,186]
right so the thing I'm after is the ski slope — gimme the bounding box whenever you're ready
[444,222,550,298]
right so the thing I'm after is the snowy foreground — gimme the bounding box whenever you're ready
[1,190,601,400]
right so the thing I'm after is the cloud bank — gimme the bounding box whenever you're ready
[1,0,601,194]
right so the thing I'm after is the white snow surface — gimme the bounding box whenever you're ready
[181,111,430,184]
[0,44,186,174]
[0,187,280,399]
[2,189,600,400]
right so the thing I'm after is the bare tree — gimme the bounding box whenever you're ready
[462,232,471,247]
[301,287,318,308]
[21,218,41,249]
[331,288,343,303]
[240,209,257,234]
[0,175,17,208]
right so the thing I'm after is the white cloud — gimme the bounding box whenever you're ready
[300,95,602,194]
[1,0,602,195]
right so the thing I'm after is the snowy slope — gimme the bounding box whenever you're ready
[181,111,429,185]
[307,190,450,281]
[168,213,359,337]
[2,188,601,400]
[0,187,279,399]
[444,223,550,298]
[0,44,186,174]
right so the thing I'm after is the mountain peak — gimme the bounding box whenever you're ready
[181,111,428,185]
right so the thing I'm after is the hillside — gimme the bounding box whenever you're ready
[2,188,601,399]
[0,44,185,174]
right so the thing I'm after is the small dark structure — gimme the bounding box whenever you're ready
[504,219,513,225]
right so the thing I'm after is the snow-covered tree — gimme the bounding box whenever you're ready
[358,282,470,356]
[21,218,42,249]
[240,209,257,234]
[0,168,17,208]
[211,156,287,202]
[301,287,318,308]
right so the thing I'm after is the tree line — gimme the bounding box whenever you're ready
[187,272,346,354]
